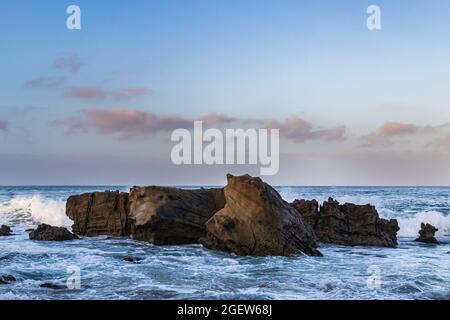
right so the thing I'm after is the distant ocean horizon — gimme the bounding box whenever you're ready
[1,185,449,300]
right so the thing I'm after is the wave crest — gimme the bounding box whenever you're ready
[0,195,72,227]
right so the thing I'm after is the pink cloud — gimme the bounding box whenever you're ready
[54,54,83,74]
[85,108,192,135]
[265,116,346,143]
[66,87,109,100]
[363,122,419,146]
[65,86,152,101]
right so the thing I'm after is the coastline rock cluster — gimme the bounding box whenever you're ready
[292,198,399,247]
[61,174,406,256]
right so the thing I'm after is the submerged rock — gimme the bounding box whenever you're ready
[415,223,439,244]
[40,282,66,290]
[0,225,12,236]
[66,191,130,237]
[201,174,321,256]
[292,198,399,247]
[129,186,225,245]
[122,256,144,263]
[29,224,79,241]
[0,275,16,285]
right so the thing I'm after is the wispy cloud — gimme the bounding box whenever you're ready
[25,77,66,89]
[362,122,420,146]
[0,120,9,132]
[65,86,152,101]
[265,116,346,143]
[54,54,83,74]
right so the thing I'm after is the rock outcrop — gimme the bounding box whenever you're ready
[0,225,12,236]
[0,275,16,285]
[129,186,225,245]
[415,223,439,244]
[292,198,399,247]
[66,191,130,236]
[201,174,321,256]
[29,224,79,241]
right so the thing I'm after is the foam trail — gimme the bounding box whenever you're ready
[0,195,72,227]
[397,211,450,237]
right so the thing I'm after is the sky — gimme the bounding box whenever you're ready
[1,0,450,186]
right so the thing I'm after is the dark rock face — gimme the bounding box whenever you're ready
[129,186,225,245]
[66,191,130,237]
[0,225,12,236]
[29,224,79,241]
[40,282,66,290]
[0,275,16,285]
[201,174,321,257]
[292,198,399,247]
[415,223,439,244]
[291,200,319,227]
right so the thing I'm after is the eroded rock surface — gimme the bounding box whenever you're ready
[66,191,130,236]
[129,186,225,245]
[292,198,399,247]
[201,174,321,256]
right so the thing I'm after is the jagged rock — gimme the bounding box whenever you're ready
[292,198,399,247]
[40,282,66,290]
[0,275,16,285]
[66,191,130,236]
[129,186,225,245]
[29,224,79,241]
[201,174,321,257]
[0,225,12,236]
[291,200,319,227]
[415,223,439,244]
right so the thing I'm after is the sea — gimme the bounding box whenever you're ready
[1,186,449,300]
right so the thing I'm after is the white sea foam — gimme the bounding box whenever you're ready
[0,195,72,227]
[396,211,450,237]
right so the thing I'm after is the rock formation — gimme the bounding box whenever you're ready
[201,174,321,256]
[128,186,225,245]
[66,191,130,236]
[415,223,439,244]
[0,225,12,236]
[0,275,16,285]
[29,224,79,241]
[292,198,399,247]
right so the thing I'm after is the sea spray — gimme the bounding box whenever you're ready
[0,195,72,227]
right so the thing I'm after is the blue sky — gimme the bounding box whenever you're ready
[1,0,450,185]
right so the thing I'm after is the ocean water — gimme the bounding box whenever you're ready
[1,186,449,300]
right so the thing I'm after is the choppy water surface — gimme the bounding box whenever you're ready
[1,186,449,300]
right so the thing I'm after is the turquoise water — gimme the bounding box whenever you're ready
[1,186,449,300]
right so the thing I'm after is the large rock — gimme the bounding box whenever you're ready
[0,225,12,236]
[293,198,399,247]
[29,224,79,241]
[66,191,130,236]
[415,223,439,244]
[129,186,226,245]
[201,174,321,256]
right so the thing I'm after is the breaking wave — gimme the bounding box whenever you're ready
[396,211,450,237]
[0,195,72,227]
